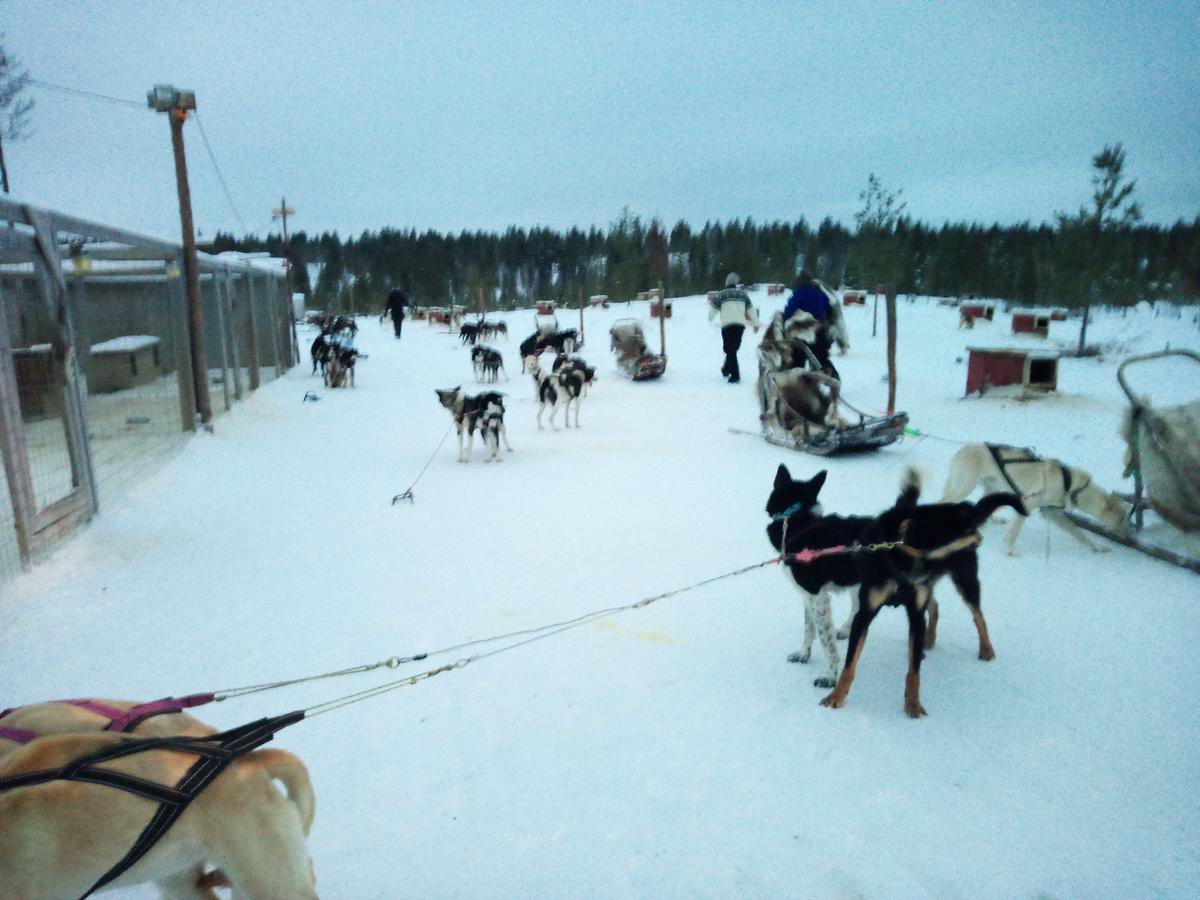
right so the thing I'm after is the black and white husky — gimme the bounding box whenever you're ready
[471,345,506,383]
[434,386,513,462]
[552,353,596,397]
[525,355,584,429]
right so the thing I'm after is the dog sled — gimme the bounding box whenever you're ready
[752,337,906,456]
[1064,349,1200,573]
[609,318,666,381]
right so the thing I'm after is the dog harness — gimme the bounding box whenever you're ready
[984,443,1090,510]
[0,709,304,899]
[0,694,216,745]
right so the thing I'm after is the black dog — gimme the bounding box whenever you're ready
[310,333,332,376]
[767,464,1023,717]
[552,353,596,396]
[471,345,506,383]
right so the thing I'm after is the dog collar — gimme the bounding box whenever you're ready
[771,502,807,522]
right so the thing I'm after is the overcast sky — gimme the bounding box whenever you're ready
[6,1,1198,243]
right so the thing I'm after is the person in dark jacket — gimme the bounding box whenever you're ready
[782,270,830,322]
[383,288,408,338]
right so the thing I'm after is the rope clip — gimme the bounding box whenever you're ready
[392,489,415,505]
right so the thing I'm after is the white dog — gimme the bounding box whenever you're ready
[0,701,317,899]
[941,443,1129,554]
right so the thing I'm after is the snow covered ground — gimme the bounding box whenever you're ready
[2,291,1199,898]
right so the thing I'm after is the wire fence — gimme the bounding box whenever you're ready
[0,200,295,586]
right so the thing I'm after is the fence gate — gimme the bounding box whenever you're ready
[0,207,98,572]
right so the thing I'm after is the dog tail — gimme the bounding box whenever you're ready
[896,465,922,510]
[973,492,1026,524]
[255,748,316,836]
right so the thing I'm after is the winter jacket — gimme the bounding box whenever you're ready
[709,287,760,329]
[384,289,408,318]
[782,283,831,322]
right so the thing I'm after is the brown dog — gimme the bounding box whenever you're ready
[0,701,317,898]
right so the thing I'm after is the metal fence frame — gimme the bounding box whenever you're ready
[0,199,293,584]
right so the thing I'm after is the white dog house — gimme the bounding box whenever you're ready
[88,335,161,393]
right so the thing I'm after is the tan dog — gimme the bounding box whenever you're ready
[0,701,317,899]
[941,443,1129,554]
[0,699,216,760]
[0,700,314,897]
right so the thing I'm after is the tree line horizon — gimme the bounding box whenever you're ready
[211,165,1198,315]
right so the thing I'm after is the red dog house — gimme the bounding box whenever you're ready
[427,308,449,325]
[841,291,866,306]
[960,303,995,321]
[966,347,1059,396]
[1011,312,1050,337]
[1049,308,1069,321]
[536,301,556,315]
[650,300,672,318]
[589,294,609,308]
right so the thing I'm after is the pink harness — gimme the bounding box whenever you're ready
[0,694,215,744]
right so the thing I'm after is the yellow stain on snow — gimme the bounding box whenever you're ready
[592,618,676,644]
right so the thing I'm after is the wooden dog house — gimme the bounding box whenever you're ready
[1011,311,1051,337]
[650,300,672,318]
[966,347,1059,396]
[427,307,449,325]
[841,291,866,306]
[960,302,995,321]
[535,300,556,315]
[1049,308,1069,321]
[589,294,609,308]
[88,335,161,394]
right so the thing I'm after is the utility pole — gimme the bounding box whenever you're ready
[148,84,211,425]
[272,197,299,357]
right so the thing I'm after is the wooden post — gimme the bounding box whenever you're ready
[208,276,232,412]
[222,269,243,401]
[168,255,197,430]
[578,286,584,343]
[243,272,261,390]
[658,280,667,357]
[0,288,37,568]
[167,106,213,424]
[876,283,897,414]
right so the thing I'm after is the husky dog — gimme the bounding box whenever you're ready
[309,332,332,376]
[435,386,513,462]
[325,344,359,388]
[552,353,596,397]
[525,355,585,429]
[941,443,1130,554]
[471,345,506,383]
[768,464,1023,717]
[459,322,481,345]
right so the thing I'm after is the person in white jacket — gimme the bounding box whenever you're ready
[708,272,760,382]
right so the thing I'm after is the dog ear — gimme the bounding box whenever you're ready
[808,469,828,494]
[774,464,792,488]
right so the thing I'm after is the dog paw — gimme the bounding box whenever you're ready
[836,628,850,640]
[904,700,928,718]
[978,645,995,661]
[787,651,810,664]
[813,677,836,688]
[819,692,844,709]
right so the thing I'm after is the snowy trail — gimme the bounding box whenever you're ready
[2,294,1199,898]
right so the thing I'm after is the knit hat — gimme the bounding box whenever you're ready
[725,272,740,287]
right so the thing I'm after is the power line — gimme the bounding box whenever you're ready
[28,77,252,236]
[25,78,145,109]
[192,111,248,234]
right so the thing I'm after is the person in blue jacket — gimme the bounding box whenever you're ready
[782,270,830,322]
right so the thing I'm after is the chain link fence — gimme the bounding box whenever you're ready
[0,200,295,587]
